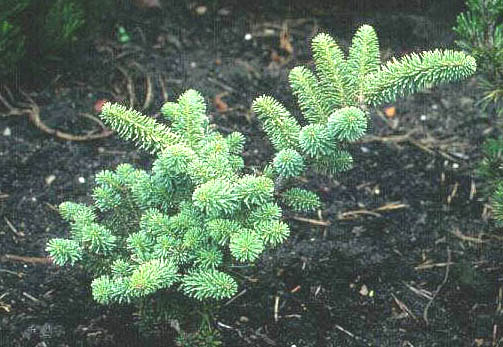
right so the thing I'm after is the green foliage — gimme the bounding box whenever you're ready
[364,50,476,106]
[175,325,223,347]
[0,0,30,74]
[100,102,183,154]
[477,137,503,225]
[252,96,301,151]
[252,25,476,186]
[327,107,368,143]
[45,238,82,266]
[180,268,238,300]
[453,0,503,115]
[0,0,116,80]
[44,0,85,52]
[47,88,305,340]
[0,20,25,74]
[229,229,264,262]
[273,149,305,177]
[478,137,503,191]
[46,23,475,343]
[491,183,503,225]
[281,188,321,212]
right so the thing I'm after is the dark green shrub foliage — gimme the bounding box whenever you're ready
[455,0,503,224]
[454,0,503,115]
[0,0,116,79]
[478,137,503,225]
[0,0,30,74]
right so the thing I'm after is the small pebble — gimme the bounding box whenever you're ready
[217,8,231,16]
[361,146,370,153]
[420,114,427,121]
[195,5,207,15]
[244,33,252,41]
[190,61,197,68]
[78,177,86,184]
[45,175,56,186]
[440,98,451,109]
[264,29,275,36]
[459,96,474,108]
[239,316,249,323]
[3,127,11,136]
[431,104,438,110]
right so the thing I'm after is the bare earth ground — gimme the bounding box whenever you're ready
[2,0,503,346]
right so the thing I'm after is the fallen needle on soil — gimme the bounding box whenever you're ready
[423,247,451,325]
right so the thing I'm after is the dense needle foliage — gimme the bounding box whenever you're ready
[46,24,476,344]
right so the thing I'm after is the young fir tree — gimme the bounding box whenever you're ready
[453,0,503,116]
[453,0,503,225]
[47,24,475,343]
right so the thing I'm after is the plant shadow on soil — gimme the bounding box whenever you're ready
[2,0,503,346]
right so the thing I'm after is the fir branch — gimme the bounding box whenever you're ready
[206,218,243,246]
[364,50,477,106]
[226,132,246,154]
[46,238,82,266]
[299,124,337,158]
[153,144,197,178]
[289,66,329,123]
[91,275,116,304]
[273,148,305,178]
[182,227,207,251]
[327,106,368,142]
[248,202,282,226]
[139,208,172,237]
[181,268,238,300]
[229,229,264,262]
[192,179,240,217]
[281,188,321,212]
[129,169,174,211]
[311,32,349,110]
[153,234,189,265]
[129,259,179,298]
[127,231,154,262]
[59,201,96,225]
[311,150,354,176]
[235,175,274,208]
[111,259,133,277]
[93,185,122,211]
[161,89,209,146]
[81,223,117,255]
[251,96,301,151]
[347,24,380,104]
[256,220,290,247]
[100,102,183,154]
[193,244,224,270]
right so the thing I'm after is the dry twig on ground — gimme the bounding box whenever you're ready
[0,87,112,141]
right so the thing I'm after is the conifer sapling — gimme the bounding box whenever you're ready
[46,24,476,340]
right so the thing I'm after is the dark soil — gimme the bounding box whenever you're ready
[2,0,503,346]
